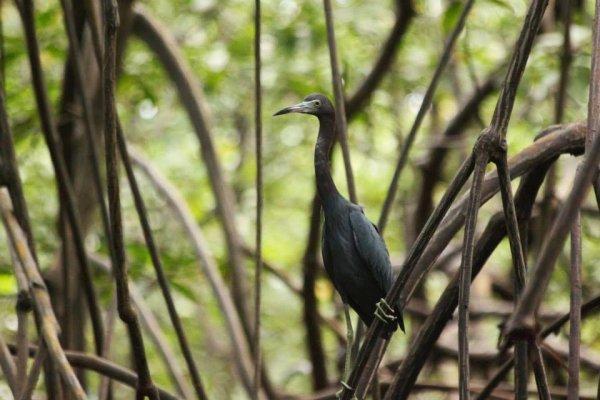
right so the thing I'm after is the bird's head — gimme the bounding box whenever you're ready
[274,93,334,119]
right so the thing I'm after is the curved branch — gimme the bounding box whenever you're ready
[130,5,251,332]
[7,344,179,400]
[126,148,258,397]
[345,0,415,118]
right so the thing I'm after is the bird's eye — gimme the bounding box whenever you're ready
[314,100,321,107]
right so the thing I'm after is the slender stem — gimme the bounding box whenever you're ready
[458,151,488,400]
[377,0,477,231]
[530,345,551,400]
[0,189,86,399]
[98,295,117,400]
[494,153,529,398]
[127,149,257,395]
[115,123,208,399]
[301,197,329,388]
[253,1,263,398]
[489,0,551,140]
[16,0,104,355]
[9,344,180,400]
[345,0,414,117]
[323,0,357,203]
[102,1,157,399]
[0,326,17,396]
[130,5,252,342]
[16,294,30,397]
[58,0,116,287]
[568,209,582,400]
[17,340,46,400]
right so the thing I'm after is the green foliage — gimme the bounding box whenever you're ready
[0,0,599,398]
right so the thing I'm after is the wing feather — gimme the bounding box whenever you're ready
[348,208,393,294]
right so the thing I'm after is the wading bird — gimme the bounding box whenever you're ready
[275,94,403,394]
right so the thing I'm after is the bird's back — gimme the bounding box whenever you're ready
[321,198,394,326]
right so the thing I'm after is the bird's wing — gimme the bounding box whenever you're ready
[348,208,393,294]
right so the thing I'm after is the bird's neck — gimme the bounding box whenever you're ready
[314,115,340,207]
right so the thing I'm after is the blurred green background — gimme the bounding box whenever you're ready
[0,0,599,398]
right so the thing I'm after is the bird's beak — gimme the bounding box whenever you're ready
[273,101,314,116]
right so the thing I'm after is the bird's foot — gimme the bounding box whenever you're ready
[374,298,397,326]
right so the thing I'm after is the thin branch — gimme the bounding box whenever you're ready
[98,294,117,400]
[401,124,585,305]
[323,0,357,203]
[127,148,259,397]
[530,345,551,400]
[8,344,180,400]
[88,254,195,400]
[377,0,477,231]
[17,340,46,400]
[301,198,329,389]
[116,121,208,400]
[504,0,600,344]
[0,188,86,399]
[102,1,158,398]
[253,0,264,398]
[130,284,196,400]
[16,0,105,353]
[345,0,415,118]
[493,154,529,399]
[130,5,251,330]
[0,325,17,395]
[568,212,582,400]
[414,71,501,233]
[457,151,487,400]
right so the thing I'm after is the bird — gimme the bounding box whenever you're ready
[275,93,403,393]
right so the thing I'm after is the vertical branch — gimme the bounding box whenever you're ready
[17,341,46,400]
[322,0,357,203]
[542,0,573,252]
[377,0,477,231]
[495,152,552,398]
[530,346,551,400]
[555,0,572,124]
[568,206,582,400]
[116,122,208,400]
[16,0,105,354]
[457,150,488,400]
[302,198,329,389]
[0,70,34,399]
[253,0,263,398]
[58,0,115,279]
[494,156,527,399]
[98,295,117,400]
[102,1,158,399]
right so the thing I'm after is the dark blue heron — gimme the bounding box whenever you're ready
[275,94,403,393]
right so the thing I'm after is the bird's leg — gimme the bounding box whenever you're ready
[374,298,397,326]
[337,303,355,399]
